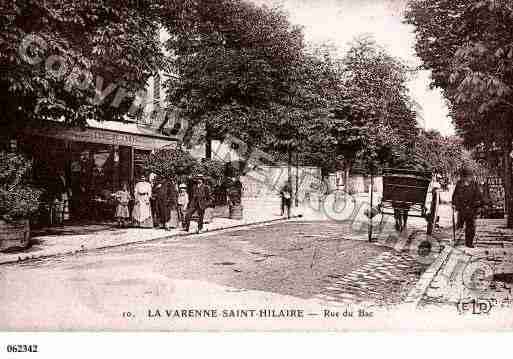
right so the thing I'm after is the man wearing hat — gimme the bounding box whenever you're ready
[184,175,212,233]
[452,166,484,247]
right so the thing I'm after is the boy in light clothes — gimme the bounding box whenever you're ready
[113,182,131,228]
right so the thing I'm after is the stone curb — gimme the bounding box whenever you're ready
[0,214,303,266]
[403,244,454,309]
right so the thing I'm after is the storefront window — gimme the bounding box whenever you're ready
[17,130,175,224]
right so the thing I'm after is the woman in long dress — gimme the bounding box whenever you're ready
[132,175,153,228]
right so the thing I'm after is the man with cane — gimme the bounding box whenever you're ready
[451,166,484,248]
[183,175,212,234]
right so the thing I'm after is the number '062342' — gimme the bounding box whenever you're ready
[6,344,38,353]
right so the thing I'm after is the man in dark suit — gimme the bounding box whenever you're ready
[154,176,178,229]
[184,175,211,233]
[452,166,484,248]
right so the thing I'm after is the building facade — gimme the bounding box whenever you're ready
[7,118,177,222]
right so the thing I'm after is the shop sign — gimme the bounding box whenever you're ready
[24,125,176,150]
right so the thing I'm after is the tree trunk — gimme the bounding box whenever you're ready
[205,123,212,160]
[505,139,513,228]
[368,174,374,242]
[343,160,351,191]
[295,151,299,207]
[287,148,292,185]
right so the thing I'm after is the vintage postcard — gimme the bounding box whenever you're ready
[1,0,513,335]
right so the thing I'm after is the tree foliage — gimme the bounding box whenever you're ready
[3,0,428,198]
[1,0,165,127]
[0,151,42,220]
[412,129,479,179]
[191,159,226,186]
[405,0,513,146]
[161,0,306,148]
[143,146,226,186]
[318,37,419,176]
[342,37,418,142]
[265,37,421,177]
[405,0,513,226]
[143,146,196,182]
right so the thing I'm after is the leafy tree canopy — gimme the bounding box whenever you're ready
[143,146,196,183]
[1,0,165,127]
[405,0,513,227]
[317,37,420,175]
[143,146,226,187]
[405,0,513,146]
[161,0,313,149]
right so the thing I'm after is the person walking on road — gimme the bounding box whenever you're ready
[452,166,484,248]
[280,180,292,218]
[184,175,212,234]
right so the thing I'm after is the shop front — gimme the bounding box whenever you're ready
[18,121,177,223]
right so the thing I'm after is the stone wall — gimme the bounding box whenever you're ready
[343,175,383,194]
[241,165,322,199]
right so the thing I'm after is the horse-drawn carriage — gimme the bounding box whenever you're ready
[378,168,439,235]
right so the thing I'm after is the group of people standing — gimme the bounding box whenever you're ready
[113,174,212,233]
[108,166,486,247]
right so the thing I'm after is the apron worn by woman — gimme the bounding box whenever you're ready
[132,180,153,228]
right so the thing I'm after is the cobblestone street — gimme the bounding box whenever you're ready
[316,250,426,307]
[420,219,513,313]
[0,220,428,329]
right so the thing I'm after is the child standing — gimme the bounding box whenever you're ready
[113,182,131,227]
[177,183,189,229]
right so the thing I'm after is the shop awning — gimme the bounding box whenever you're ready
[22,119,178,151]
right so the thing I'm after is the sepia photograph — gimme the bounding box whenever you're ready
[1,0,513,339]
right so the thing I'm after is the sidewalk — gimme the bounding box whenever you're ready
[0,197,303,265]
[0,191,428,265]
[420,218,513,310]
[0,191,454,270]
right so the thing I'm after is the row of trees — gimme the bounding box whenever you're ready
[1,0,166,127]
[162,0,425,181]
[3,0,475,199]
[405,0,513,227]
[2,0,425,179]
